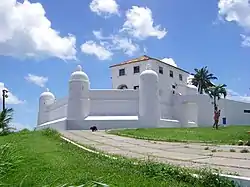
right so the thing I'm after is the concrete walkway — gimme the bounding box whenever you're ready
[61,130,250,177]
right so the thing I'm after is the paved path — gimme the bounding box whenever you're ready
[61,130,250,177]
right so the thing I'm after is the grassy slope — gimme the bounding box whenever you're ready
[109,126,250,144]
[0,130,202,187]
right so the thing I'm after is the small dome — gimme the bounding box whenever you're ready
[140,63,158,78]
[70,65,89,82]
[40,88,55,99]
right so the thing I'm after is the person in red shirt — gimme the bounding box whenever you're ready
[213,107,220,129]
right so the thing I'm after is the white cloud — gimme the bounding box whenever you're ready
[218,0,250,30]
[0,0,76,60]
[80,40,113,60]
[25,74,48,87]
[110,36,139,56]
[93,30,106,40]
[218,0,250,47]
[227,89,250,103]
[92,30,139,56]
[241,34,250,46]
[121,6,167,40]
[90,0,119,16]
[0,82,24,105]
[161,58,177,67]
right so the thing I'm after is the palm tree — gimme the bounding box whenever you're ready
[0,108,15,135]
[206,84,227,110]
[191,66,217,94]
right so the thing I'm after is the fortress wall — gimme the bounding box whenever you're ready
[89,89,139,116]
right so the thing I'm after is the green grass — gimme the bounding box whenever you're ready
[0,129,236,187]
[109,126,250,144]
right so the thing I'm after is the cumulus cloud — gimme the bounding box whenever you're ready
[161,58,177,67]
[121,6,167,40]
[89,0,119,16]
[218,0,250,30]
[80,40,113,60]
[25,74,48,87]
[218,0,250,47]
[241,34,250,46]
[0,82,24,105]
[94,30,139,56]
[0,0,76,60]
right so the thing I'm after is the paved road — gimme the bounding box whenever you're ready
[61,130,250,177]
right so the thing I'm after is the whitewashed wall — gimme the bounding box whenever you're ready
[89,89,139,116]
[110,61,148,89]
[110,59,189,95]
[41,97,68,124]
[179,94,250,126]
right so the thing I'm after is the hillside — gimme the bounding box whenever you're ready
[0,129,234,187]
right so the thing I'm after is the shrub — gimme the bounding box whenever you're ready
[244,140,250,146]
[41,128,60,139]
[240,148,249,153]
[139,161,236,187]
[19,128,31,134]
[238,140,244,146]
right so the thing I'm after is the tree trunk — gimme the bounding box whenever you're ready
[213,97,217,110]
[214,96,219,129]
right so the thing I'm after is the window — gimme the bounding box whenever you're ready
[133,66,140,74]
[159,66,163,74]
[134,85,139,90]
[169,70,173,78]
[179,74,183,81]
[244,110,250,113]
[119,68,125,76]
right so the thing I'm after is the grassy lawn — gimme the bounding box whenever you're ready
[109,126,250,145]
[0,129,235,187]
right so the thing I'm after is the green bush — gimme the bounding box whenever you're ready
[138,162,236,187]
[244,140,250,146]
[41,128,60,139]
[238,140,244,146]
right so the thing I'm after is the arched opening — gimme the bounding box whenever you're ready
[117,84,128,89]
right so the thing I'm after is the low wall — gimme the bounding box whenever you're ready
[36,117,67,131]
[67,117,139,130]
[89,89,139,116]
[39,97,68,125]
[89,89,138,100]
[89,100,138,116]
[180,95,250,126]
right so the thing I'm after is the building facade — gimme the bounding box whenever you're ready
[36,56,250,131]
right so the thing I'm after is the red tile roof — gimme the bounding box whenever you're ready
[109,55,190,74]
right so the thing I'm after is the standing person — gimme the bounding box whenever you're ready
[213,107,217,128]
[213,107,220,129]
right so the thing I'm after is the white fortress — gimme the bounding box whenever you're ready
[36,55,250,131]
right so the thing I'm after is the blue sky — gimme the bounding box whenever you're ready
[1,0,250,130]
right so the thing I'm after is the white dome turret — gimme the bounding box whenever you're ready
[139,64,160,127]
[38,88,55,125]
[67,65,90,120]
[40,88,55,99]
[140,64,158,79]
[70,65,89,82]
